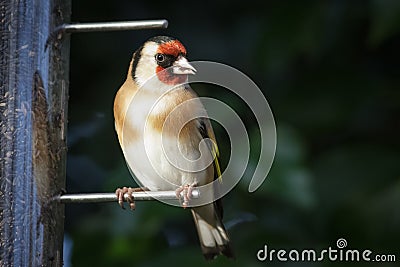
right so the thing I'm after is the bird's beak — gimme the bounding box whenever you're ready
[172,56,197,75]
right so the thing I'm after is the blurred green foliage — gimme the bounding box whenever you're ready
[66,1,400,266]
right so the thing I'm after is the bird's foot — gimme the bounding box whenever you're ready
[175,182,197,208]
[115,187,148,210]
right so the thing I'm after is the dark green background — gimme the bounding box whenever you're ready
[65,1,400,266]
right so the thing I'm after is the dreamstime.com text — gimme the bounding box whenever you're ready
[257,238,396,263]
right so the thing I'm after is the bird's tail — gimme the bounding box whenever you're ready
[191,204,234,260]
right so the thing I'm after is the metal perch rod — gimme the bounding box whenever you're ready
[55,190,199,204]
[57,19,168,33]
[46,19,168,56]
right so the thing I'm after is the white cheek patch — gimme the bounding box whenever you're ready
[135,55,157,87]
[135,43,158,86]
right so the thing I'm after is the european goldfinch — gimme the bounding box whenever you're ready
[113,36,233,259]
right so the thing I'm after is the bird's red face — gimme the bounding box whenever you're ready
[154,40,196,85]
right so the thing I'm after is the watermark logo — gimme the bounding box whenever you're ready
[336,238,347,249]
[257,238,397,263]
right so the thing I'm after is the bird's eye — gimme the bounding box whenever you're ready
[155,53,165,63]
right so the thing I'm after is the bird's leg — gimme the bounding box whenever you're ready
[175,182,197,208]
[115,186,148,210]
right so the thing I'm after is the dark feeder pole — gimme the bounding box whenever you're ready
[0,0,168,265]
[0,0,71,266]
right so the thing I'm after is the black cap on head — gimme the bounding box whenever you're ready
[147,35,177,44]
